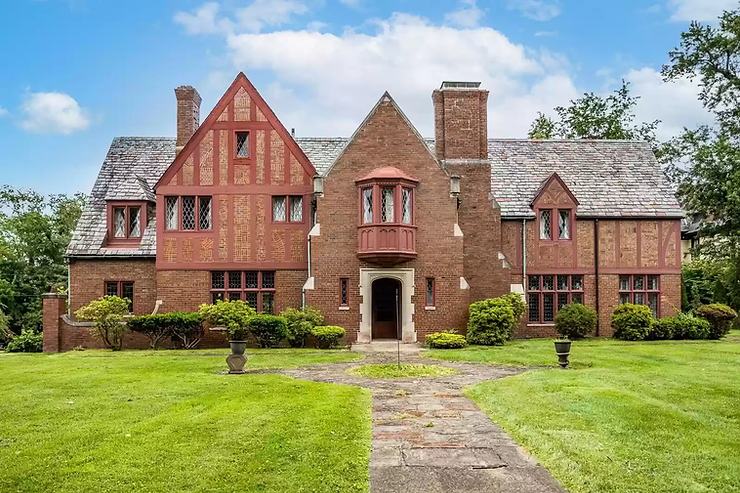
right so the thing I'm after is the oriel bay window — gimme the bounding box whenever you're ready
[211,271,276,314]
[357,183,415,225]
[527,275,584,323]
[619,275,660,317]
[165,196,212,231]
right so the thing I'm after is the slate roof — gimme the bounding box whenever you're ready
[67,136,682,257]
[66,137,175,257]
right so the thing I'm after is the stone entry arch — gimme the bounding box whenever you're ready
[359,268,415,343]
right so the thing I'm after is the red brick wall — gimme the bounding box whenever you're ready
[432,87,489,160]
[307,97,469,342]
[69,258,157,316]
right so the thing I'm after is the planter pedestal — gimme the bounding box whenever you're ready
[554,340,572,368]
[227,341,248,374]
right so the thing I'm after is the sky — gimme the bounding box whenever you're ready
[0,0,733,196]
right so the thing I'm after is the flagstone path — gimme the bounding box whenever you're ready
[274,346,567,493]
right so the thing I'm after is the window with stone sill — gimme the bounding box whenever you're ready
[340,278,349,306]
[426,278,435,306]
[111,205,143,239]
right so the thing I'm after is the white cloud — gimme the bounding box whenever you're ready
[507,0,561,21]
[174,0,308,35]
[668,0,737,22]
[20,92,91,135]
[625,67,714,140]
[306,20,328,31]
[534,30,557,37]
[445,0,485,28]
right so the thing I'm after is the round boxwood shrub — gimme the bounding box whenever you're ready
[554,303,597,339]
[648,317,676,340]
[425,332,467,349]
[673,313,711,340]
[246,314,288,348]
[311,325,346,349]
[696,303,738,340]
[467,298,516,346]
[611,303,653,341]
[281,307,324,348]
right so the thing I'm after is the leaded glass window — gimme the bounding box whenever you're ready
[106,281,119,297]
[619,275,660,317]
[245,292,258,309]
[210,271,276,312]
[363,188,373,224]
[211,272,225,289]
[272,196,286,222]
[543,275,554,291]
[122,282,134,312]
[540,210,551,239]
[245,272,258,289]
[113,207,126,237]
[572,275,584,291]
[543,293,555,322]
[228,272,242,289]
[528,274,585,323]
[426,278,435,306]
[261,292,274,315]
[341,278,349,306]
[165,197,178,230]
[381,187,394,222]
[290,196,303,222]
[559,210,570,239]
[182,196,196,230]
[528,293,540,323]
[262,272,275,289]
[128,207,141,237]
[199,197,212,230]
[402,188,412,224]
[236,132,249,158]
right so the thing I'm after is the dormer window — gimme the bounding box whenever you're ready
[559,210,570,239]
[539,208,573,241]
[540,210,551,239]
[532,173,578,242]
[107,202,145,247]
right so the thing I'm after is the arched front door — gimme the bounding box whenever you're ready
[371,278,401,340]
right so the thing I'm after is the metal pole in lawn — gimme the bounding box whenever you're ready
[396,287,400,368]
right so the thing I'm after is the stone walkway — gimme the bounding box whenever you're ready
[274,344,567,493]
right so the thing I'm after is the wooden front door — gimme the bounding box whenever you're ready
[372,278,400,340]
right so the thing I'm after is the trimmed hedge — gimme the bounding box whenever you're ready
[281,307,324,348]
[311,326,345,349]
[247,314,288,348]
[425,332,467,349]
[467,293,524,346]
[611,303,653,341]
[648,317,676,340]
[554,303,597,339]
[672,313,711,340]
[696,303,738,340]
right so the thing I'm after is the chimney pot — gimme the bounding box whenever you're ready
[175,85,202,154]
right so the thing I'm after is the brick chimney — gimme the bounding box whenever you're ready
[175,85,202,154]
[432,81,489,161]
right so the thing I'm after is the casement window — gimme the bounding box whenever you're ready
[211,271,276,314]
[538,208,573,241]
[426,278,435,306]
[105,281,134,312]
[619,275,660,317]
[401,188,412,224]
[362,188,373,224]
[164,196,212,231]
[235,132,250,158]
[527,275,584,324]
[381,187,395,222]
[340,278,349,306]
[111,205,143,239]
[357,183,415,225]
[272,196,304,222]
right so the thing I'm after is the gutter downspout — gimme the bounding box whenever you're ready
[522,219,527,288]
[594,219,600,336]
[67,260,71,316]
[303,234,311,310]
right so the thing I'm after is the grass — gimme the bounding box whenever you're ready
[346,363,457,379]
[426,332,740,493]
[0,349,369,493]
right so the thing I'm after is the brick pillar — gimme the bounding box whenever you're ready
[42,292,67,353]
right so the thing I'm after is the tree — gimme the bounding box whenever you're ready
[527,81,662,157]
[75,296,130,350]
[0,186,86,333]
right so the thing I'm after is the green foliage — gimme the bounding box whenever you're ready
[467,295,523,346]
[166,312,204,349]
[0,310,10,347]
[425,332,468,349]
[528,112,556,139]
[347,364,457,379]
[5,329,43,352]
[670,313,711,340]
[554,303,598,339]
[648,318,677,341]
[696,303,738,339]
[280,306,324,348]
[74,296,130,350]
[310,325,346,349]
[0,187,86,335]
[127,315,171,349]
[611,303,653,341]
[247,314,288,348]
[199,300,255,340]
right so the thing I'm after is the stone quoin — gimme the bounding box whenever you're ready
[43,74,684,352]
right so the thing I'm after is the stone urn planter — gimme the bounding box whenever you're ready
[554,340,572,368]
[227,340,248,374]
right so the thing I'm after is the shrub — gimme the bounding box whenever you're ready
[554,303,597,339]
[281,307,324,348]
[500,292,527,321]
[611,303,653,341]
[5,329,43,353]
[311,325,346,349]
[127,315,171,349]
[672,313,711,340]
[425,332,467,349]
[75,296,130,350]
[247,314,288,348]
[467,296,521,346]
[165,312,205,349]
[199,300,256,340]
[696,303,738,340]
[648,317,677,340]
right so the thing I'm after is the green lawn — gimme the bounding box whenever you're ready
[346,363,457,379]
[426,332,740,493]
[0,349,369,493]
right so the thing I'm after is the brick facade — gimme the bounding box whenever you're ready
[46,75,683,352]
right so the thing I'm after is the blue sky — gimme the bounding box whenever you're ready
[0,0,730,196]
